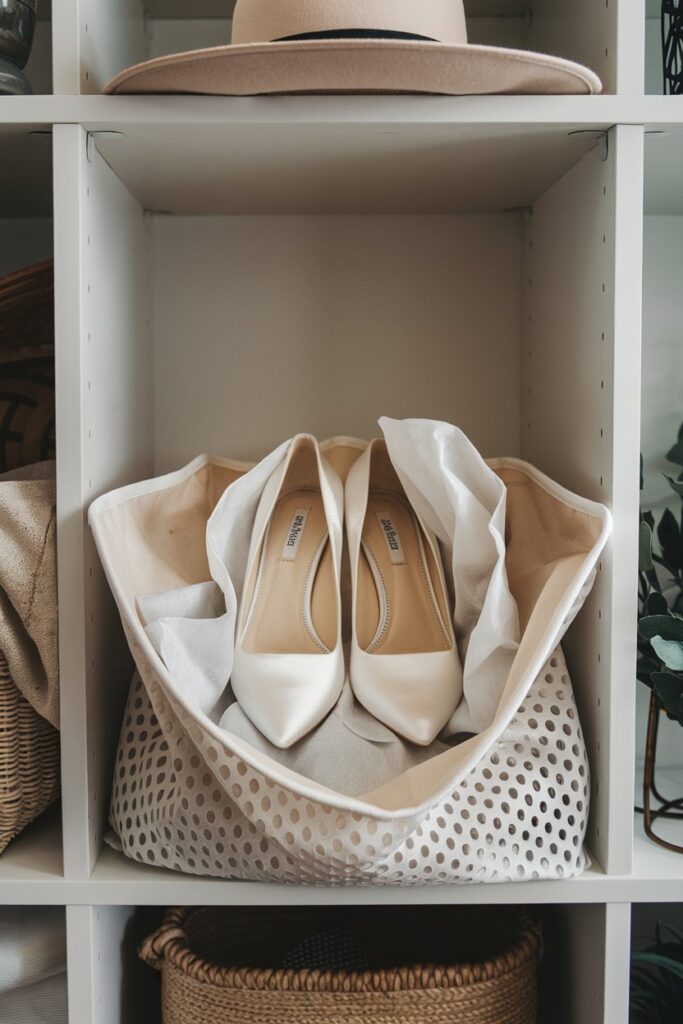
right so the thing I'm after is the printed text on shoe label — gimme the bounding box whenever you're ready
[281,508,311,561]
[375,512,406,565]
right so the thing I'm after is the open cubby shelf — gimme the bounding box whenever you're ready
[0,2,682,1022]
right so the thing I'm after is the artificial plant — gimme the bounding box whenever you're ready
[638,422,683,724]
[630,921,683,1024]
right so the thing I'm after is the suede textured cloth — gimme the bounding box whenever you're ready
[0,462,58,728]
[0,976,68,1024]
[0,908,67,1024]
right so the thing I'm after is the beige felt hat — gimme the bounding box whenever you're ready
[104,0,602,96]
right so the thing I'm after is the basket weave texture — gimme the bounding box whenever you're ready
[0,651,59,853]
[0,259,59,851]
[140,906,541,1023]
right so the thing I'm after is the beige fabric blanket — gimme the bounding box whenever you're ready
[0,462,58,729]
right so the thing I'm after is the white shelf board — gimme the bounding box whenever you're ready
[634,825,683,885]
[0,94,661,128]
[93,121,605,214]
[0,834,676,905]
[0,94,683,129]
[74,844,683,904]
[0,807,676,907]
[0,805,63,889]
[86,846,615,906]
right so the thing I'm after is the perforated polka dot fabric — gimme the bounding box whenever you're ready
[110,644,590,884]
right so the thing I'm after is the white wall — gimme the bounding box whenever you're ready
[642,216,683,513]
[645,17,662,95]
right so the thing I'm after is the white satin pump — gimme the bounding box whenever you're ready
[231,435,345,749]
[345,439,463,746]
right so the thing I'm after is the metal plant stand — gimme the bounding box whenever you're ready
[663,0,683,94]
[640,691,683,853]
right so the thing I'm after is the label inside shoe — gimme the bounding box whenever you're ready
[375,512,406,565]
[281,508,310,561]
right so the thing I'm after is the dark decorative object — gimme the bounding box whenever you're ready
[0,0,37,96]
[0,260,55,472]
[630,921,683,1023]
[637,421,683,853]
[662,0,683,95]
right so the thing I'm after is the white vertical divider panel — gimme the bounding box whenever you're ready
[67,905,147,1024]
[51,0,80,94]
[74,0,148,94]
[541,905,608,1024]
[66,906,96,1024]
[523,125,644,875]
[54,124,153,878]
[615,0,646,95]
[603,903,632,1024]
[541,904,630,1024]
[54,124,89,877]
[529,0,617,94]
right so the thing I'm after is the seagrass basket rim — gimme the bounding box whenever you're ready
[140,906,542,993]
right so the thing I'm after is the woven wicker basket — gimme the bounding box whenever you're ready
[140,906,542,1024]
[0,651,59,853]
[0,259,59,851]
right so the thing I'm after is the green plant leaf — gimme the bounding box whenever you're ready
[645,592,670,616]
[665,474,683,497]
[640,520,654,572]
[667,441,683,467]
[657,921,683,946]
[639,615,683,641]
[651,636,683,671]
[652,672,683,723]
[632,952,683,982]
[657,508,683,572]
[637,655,660,684]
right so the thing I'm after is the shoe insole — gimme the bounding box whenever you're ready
[357,492,451,655]
[242,487,337,655]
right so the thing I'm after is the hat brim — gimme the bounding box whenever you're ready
[103,39,602,96]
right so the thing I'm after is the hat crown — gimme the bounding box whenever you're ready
[231,0,468,45]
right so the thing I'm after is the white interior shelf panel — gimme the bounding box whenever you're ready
[45,120,642,902]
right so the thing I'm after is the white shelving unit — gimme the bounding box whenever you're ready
[0,1,682,1021]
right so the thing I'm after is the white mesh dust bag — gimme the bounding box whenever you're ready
[89,419,610,885]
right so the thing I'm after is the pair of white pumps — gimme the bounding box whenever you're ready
[231,435,463,750]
